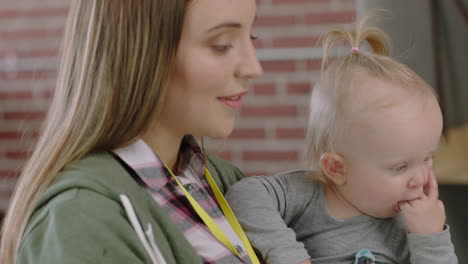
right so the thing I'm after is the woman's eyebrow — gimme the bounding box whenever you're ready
[207,22,242,33]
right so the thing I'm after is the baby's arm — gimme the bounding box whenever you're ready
[225,173,311,264]
[407,226,457,264]
[400,169,458,263]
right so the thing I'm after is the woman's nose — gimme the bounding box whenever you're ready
[235,40,263,79]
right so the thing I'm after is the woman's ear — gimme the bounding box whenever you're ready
[320,152,346,185]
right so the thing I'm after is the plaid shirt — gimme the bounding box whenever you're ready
[113,135,251,264]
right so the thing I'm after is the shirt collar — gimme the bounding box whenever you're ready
[113,135,206,190]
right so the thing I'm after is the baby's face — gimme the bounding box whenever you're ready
[336,84,443,219]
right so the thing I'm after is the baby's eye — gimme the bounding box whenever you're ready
[424,155,433,162]
[392,163,408,173]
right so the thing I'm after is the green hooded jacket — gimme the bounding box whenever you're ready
[18,151,244,264]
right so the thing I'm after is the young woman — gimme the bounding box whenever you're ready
[0,0,263,263]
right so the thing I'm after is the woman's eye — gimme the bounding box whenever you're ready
[250,34,258,40]
[211,44,233,53]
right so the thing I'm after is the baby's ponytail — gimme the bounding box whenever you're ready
[320,13,391,71]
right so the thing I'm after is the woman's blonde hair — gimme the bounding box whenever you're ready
[0,1,188,262]
[306,13,436,182]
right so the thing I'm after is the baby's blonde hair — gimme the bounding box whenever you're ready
[306,14,437,182]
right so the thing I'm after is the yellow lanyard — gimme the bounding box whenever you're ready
[166,166,260,264]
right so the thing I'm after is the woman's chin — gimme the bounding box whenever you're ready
[211,122,235,139]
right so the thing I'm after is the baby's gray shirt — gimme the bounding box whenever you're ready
[226,170,457,264]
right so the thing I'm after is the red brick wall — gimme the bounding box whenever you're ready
[0,0,356,211]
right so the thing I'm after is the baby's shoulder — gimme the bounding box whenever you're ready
[275,169,321,189]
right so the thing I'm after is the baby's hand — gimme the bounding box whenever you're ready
[399,169,446,235]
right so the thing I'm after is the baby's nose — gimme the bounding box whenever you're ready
[408,167,427,189]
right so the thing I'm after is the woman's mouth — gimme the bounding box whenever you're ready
[217,92,247,110]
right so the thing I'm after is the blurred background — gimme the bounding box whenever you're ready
[0,0,467,262]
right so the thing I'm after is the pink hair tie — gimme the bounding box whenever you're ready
[352,46,359,52]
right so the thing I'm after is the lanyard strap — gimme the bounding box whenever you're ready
[204,168,260,264]
[166,166,259,264]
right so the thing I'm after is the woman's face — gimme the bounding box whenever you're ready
[158,0,263,139]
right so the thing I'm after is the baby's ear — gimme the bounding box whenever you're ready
[320,152,346,185]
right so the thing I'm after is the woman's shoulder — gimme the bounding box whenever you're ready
[22,152,141,240]
[206,151,244,193]
[19,152,160,263]
[42,152,134,203]
[206,151,240,172]
[24,152,129,217]
[18,185,151,264]
[19,151,200,264]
